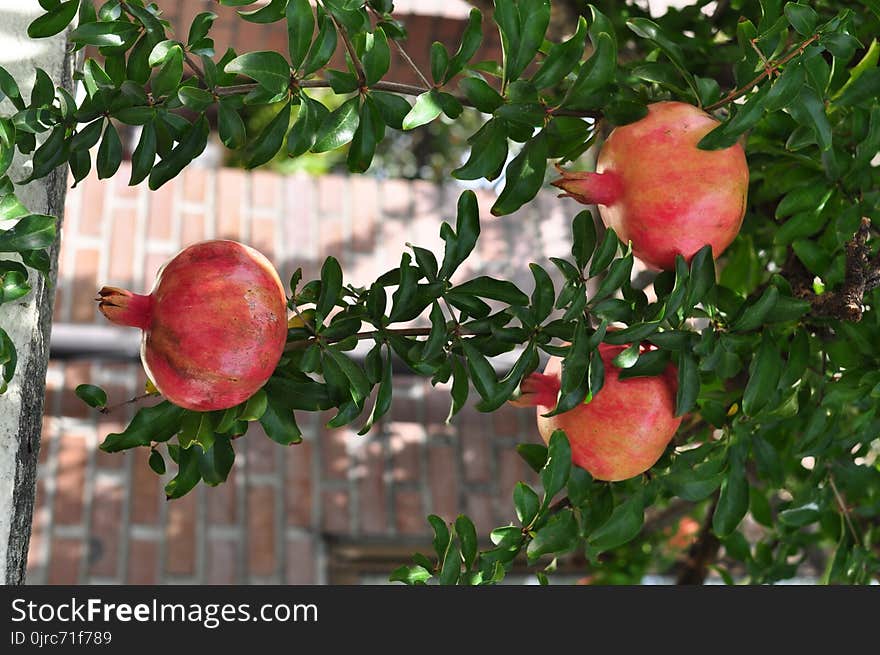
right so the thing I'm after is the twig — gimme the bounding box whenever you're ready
[704,33,820,112]
[675,493,721,585]
[290,301,318,336]
[828,473,862,546]
[788,218,879,322]
[321,1,367,86]
[184,51,208,87]
[98,392,158,415]
[367,3,432,90]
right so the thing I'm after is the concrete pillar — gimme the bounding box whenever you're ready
[0,1,75,584]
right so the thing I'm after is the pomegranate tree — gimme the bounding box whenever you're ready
[553,101,749,270]
[97,240,288,412]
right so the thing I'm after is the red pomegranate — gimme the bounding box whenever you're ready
[511,343,682,481]
[553,101,749,270]
[97,240,288,412]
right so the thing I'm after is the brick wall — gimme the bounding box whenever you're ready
[29,161,583,584]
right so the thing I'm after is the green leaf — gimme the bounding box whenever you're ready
[259,393,303,445]
[540,429,572,505]
[675,351,699,417]
[786,87,832,151]
[439,191,480,280]
[369,91,410,130]
[248,100,291,168]
[713,451,748,537]
[527,509,578,560]
[529,263,555,323]
[129,122,157,186]
[348,95,384,173]
[455,515,478,569]
[588,490,645,552]
[447,356,469,422]
[698,85,769,150]
[313,97,360,152]
[778,502,820,528]
[389,564,432,585]
[531,16,587,90]
[783,2,818,35]
[301,12,337,76]
[165,446,201,499]
[514,482,541,526]
[563,32,616,110]
[286,0,315,71]
[95,121,122,180]
[571,211,597,271]
[100,401,186,452]
[458,77,504,114]
[730,286,779,331]
[588,228,620,278]
[238,0,287,23]
[402,91,443,130]
[28,0,79,39]
[517,443,548,473]
[0,66,24,111]
[74,383,107,408]
[149,116,209,190]
[70,20,139,48]
[188,11,217,46]
[452,119,508,182]
[148,449,166,475]
[287,94,327,156]
[225,51,291,94]
[316,256,343,322]
[765,62,805,112]
[452,276,528,306]
[446,8,483,82]
[363,28,391,87]
[358,345,392,435]
[626,18,697,99]
[0,214,56,252]
[150,44,184,98]
[742,334,782,416]
[198,434,235,485]
[491,133,549,216]
[217,99,246,150]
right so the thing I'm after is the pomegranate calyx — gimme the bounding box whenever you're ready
[508,372,561,409]
[96,286,153,331]
[551,166,623,207]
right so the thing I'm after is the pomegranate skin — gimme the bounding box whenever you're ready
[97,240,288,412]
[554,101,749,270]
[517,344,682,481]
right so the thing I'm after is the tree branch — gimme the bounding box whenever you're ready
[704,33,820,112]
[788,217,880,322]
[675,493,721,585]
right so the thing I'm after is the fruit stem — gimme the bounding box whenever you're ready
[551,165,623,207]
[508,372,561,408]
[96,287,153,330]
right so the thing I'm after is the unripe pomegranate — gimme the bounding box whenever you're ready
[511,344,682,481]
[553,101,749,270]
[97,240,288,412]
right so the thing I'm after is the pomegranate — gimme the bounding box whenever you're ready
[97,240,288,412]
[553,101,749,270]
[511,343,682,481]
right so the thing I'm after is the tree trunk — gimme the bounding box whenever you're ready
[0,0,75,585]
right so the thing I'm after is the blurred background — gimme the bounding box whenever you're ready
[29,0,724,585]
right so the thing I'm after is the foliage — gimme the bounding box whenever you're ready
[3,0,880,584]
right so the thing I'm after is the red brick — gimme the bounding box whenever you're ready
[217,168,244,238]
[321,426,349,481]
[60,362,91,418]
[285,538,316,585]
[321,489,349,534]
[251,217,277,260]
[53,433,87,525]
[165,490,197,576]
[147,183,174,241]
[47,538,82,585]
[113,162,139,198]
[285,441,312,528]
[207,539,238,585]
[180,209,207,247]
[357,439,387,535]
[389,421,423,483]
[89,477,124,578]
[319,214,344,264]
[379,179,411,219]
[143,251,170,295]
[459,408,491,483]
[350,176,378,254]
[79,171,105,236]
[70,248,100,323]
[252,170,280,210]
[131,447,160,525]
[247,422,277,475]
[207,467,237,525]
[247,486,276,577]
[109,209,137,284]
[128,539,159,584]
[466,492,495,535]
[492,403,523,438]
[182,166,207,204]
[395,490,425,536]
[318,176,345,218]
[498,449,527,508]
[283,175,317,281]
[428,446,458,520]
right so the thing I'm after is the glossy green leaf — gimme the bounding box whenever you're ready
[588,490,645,552]
[491,133,549,216]
[313,97,359,152]
[28,0,79,39]
[248,100,291,168]
[74,383,107,408]
[225,51,291,94]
